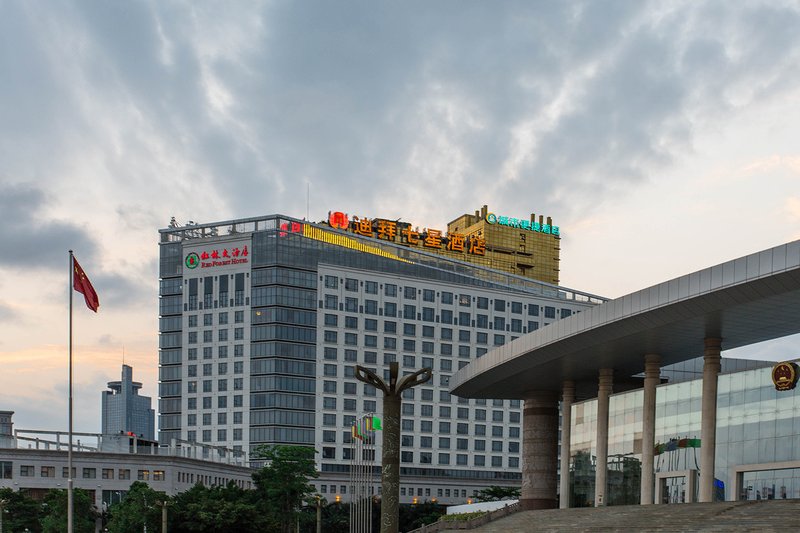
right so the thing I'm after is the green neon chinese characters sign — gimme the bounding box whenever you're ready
[486,212,560,236]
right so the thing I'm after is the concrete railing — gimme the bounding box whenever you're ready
[407,502,521,532]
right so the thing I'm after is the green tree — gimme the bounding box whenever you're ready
[105,481,166,533]
[473,485,521,502]
[41,489,96,533]
[252,445,318,533]
[0,488,41,532]
[171,482,268,533]
[399,502,446,531]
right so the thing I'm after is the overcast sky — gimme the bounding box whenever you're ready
[1,0,800,433]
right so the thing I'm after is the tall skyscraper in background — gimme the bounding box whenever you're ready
[158,211,604,503]
[102,364,155,441]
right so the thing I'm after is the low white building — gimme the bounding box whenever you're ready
[0,430,254,508]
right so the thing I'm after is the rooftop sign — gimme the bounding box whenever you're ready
[327,211,486,256]
[486,212,560,236]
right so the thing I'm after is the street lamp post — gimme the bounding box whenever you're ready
[355,362,432,533]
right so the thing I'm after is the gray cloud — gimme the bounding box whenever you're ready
[0,302,18,323]
[2,0,800,234]
[0,184,98,269]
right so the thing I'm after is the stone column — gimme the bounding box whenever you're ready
[699,338,722,503]
[521,390,560,510]
[640,354,660,505]
[559,381,575,509]
[595,368,613,507]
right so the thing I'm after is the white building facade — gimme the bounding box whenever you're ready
[158,215,605,504]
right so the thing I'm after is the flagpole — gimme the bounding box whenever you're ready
[68,250,74,533]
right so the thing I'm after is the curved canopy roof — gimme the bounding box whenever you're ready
[450,241,800,399]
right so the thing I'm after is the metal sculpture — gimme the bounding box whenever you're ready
[355,362,432,533]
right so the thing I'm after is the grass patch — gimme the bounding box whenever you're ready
[439,511,488,522]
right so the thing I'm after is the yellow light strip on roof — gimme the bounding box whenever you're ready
[303,225,412,264]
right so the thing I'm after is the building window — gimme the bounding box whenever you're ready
[20,465,35,477]
[153,470,165,481]
[544,306,556,319]
[365,281,378,294]
[441,310,453,324]
[40,466,55,478]
[82,468,96,479]
[385,284,397,297]
[101,468,114,480]
[324,295,338,310]
[345,278,358,291]
[324,275,338,289]
[119,469,131,480]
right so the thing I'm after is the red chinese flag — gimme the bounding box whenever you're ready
[73,257,100,312]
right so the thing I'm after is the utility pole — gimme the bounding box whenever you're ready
[316,496,322,533]
[355,363,432,533]
[156,500,171,533]
[0,498,7,533]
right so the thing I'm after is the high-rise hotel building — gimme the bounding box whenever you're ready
[158,212,605,503]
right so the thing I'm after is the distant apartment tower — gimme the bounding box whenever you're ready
[0,411,12,436]
[102,365,155,440]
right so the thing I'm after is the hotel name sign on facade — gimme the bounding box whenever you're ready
[327,210,560,257]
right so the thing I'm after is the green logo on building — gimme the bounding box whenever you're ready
[185,252,199,269]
